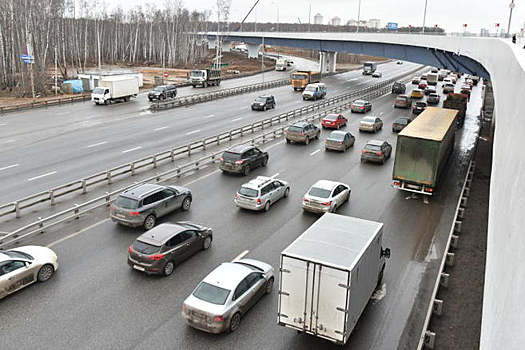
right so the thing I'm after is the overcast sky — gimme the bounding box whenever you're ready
[108,0,525,34]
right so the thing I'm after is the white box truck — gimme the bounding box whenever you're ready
[427,72,438,86]
[276,58,287,71]
[277,213,390,345]
[91,76,139,105]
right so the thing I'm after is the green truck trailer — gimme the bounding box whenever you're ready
[392,107,457,195]
[442,93,468,127]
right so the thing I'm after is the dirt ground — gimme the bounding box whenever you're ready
[427,101,492,348]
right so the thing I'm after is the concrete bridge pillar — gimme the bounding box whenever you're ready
[222,40,231,52]
[319,51,337,74]
[207,38,217,49]
[246,43,262,59]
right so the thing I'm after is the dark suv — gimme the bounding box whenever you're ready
[391,81,406,94]
[110,183,192,230]
[148,84,178,101]
[251,95,276,111]
[219,145,269,176]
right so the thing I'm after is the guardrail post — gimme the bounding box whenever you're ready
[440,273,450,287]
[170,149,175,162]
[81,179,87,194]
[202,140,206,151]
[251,124,255,133]
[424,331,436,349]
[38,217,45,234]
[195,161,199,171]
[451,235,459,248]
[105,192,111,204]
[130,163,135,176]
[176,167,181,178]
[187,144,191,156]
[74,204,80,219]
[49,190,55,205]
[446,253,455,267]
[433,299,444,316]
[15,202,21,218]
[153,156,158,169]
[107,171,112,185]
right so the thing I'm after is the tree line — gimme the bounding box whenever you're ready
[0,0,210,96]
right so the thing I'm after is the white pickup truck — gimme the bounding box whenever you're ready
[277,213,390,345]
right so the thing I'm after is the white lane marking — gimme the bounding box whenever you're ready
[0,123,6,126]
[294,101,302,104]
[333,90,339,93]
[232,117,243,122]
[28,171,57,181]
[239,106,249,110]
[204,114,215,119]
[183,169,221,186]
[349,78,359,81]
[380,112,384,115]
[122,146,142,153]
[0,164,19,171]
[376,93,391,100]
[310,149,321,156]
[264,139,286,151]
[271,172,280,178]
[186,129,201,135]
[232,250,249,262]
[155,126,170,131]
[4,139,15,143]
[87,141,108,148]
[47,219,110,248]
[56,112,67,116]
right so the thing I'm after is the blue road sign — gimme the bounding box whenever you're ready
[387,22,398,30]
[20,54,34,59]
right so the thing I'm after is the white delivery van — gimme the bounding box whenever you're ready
[302,83,327,100]
[91,76,139,105]
[277,213,390,345]
[276,58,287,71]
[427,73,438,86]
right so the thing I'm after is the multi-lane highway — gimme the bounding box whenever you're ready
[0,60,417,204]
[0,65,482,349]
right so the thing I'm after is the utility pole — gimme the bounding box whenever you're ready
[422,0,428,33]
[308,4,311,32]
[507,0,516,36]
[54,46,58,96]
[261,33,265,83]
[357,0,362,33]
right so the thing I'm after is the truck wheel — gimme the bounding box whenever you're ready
[204,82,208,88]
[286,138,291,144]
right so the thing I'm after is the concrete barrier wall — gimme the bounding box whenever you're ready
[218,32,525,348]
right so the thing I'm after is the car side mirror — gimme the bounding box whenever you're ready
[381,248,391,259]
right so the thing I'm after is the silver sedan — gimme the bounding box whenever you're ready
[0,246,58,300]
[302,180,351,213]
[182,258,274,333]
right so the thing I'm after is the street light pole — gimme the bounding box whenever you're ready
[261,33,265,83]
[422,0,428,33]
[507,0,515,36]
[308,4,311,32]
[356,0,361,33]
[271,1,279,32]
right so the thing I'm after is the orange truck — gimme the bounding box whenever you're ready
[291,71,321,91]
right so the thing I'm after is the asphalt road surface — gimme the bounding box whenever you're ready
[0,72,483,350]
[0,61,418,204]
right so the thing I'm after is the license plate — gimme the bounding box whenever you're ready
[133,265,145,271]
[406,184,421,190]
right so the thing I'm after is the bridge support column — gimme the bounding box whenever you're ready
[222,40,231,52]
[319,51,337,74]
[207,38,217,49]
[246,43,262,59]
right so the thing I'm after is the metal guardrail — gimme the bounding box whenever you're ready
[0,69,420,250]
[0,66,423,223]
[0,94,92,114]
[149,78,290,110]
[417,158,477,349]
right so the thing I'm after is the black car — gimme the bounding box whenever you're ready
[412,101,427,115]
[128,222,213,276]
[392,81,406,94]
[427,93,440,105]
[219,145,269,176]
[148,84,178,101]
[392,117,411,132]
[251,95,276,111]
[424,86,436,95]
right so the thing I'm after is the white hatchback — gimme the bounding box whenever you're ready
[302,180,351,213]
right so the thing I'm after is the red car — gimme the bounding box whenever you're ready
[321,113,348,129]
[418,81,428,89]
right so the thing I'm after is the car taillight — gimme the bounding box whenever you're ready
[375,152,383,156]
[360,107,364,109]
[149,254,165,261]
[424,187,434,193]
[393,181,401,186]
[322,201,332,206]
[214,315,224,322]
[235,160,244,165]
[257,198,262,205]
[109,204,115,212]
[128,211,140,216]
[234,193,238,198]
[300,133,306,136]
[128,245,133,254]
[339,142,343,145]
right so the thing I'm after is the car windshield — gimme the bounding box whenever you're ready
[193,281,231,305]
[396,96,407,101]
[394,118,408,125]
[430,93,439,97]
[328,132,345,141]
[222,151,241,161]
[92,87,104,94]
[133,240,161,255]
[288,126,304,133]
[4,251,33,260]
[153,86,164,92]
[353,101,365,106]
[238,187,258,197]
[416,102,426,107]
[308,187,331,198]
[255,97,266,102]
[190,70,204,77]
[362,117,376,123]
[115,196,138,209]
[324,115,338,121]
[305,85,316,91]
[292,74,306,80]
[364,144,382,151]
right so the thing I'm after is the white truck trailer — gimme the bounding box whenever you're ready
[276,58,287,71]
[91,76,139,105]
[427,72,439,86]
[277,213,390,345]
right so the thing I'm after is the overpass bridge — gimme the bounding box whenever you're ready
[206,31,525,350]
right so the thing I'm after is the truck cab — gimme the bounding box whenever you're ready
[362,61,377,75]
[276,58,287,71]
[189,69,221,88]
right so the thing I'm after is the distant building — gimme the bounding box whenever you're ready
[347,19,358,26]
[480,28,489,37]
[314,13,323,25]
[368,19,381,29]
[331,16,341,26]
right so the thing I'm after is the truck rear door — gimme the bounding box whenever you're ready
[278,255,350,343]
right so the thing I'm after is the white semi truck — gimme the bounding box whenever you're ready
[91,76,139,105]
[277,213,390,345]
